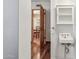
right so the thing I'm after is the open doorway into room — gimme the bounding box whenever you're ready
[31,0,51,59]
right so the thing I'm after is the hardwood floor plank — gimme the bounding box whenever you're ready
[43,42,50,59]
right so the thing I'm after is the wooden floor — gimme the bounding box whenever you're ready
[43,49,50,59]
[43,42,50,59]
[31,42,50,59]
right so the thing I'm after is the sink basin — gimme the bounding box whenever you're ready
[59,33,74,44]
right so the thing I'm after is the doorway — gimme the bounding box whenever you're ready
[31,0,51,59]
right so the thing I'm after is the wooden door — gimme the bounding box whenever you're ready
[40,6,45,49]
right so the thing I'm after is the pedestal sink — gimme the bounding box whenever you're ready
[59,33,74,44]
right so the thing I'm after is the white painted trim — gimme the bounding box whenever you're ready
[19,0,31,59]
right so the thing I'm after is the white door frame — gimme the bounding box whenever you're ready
[19,0,56,59]
[50,0,56,59]
[19,0,31,59]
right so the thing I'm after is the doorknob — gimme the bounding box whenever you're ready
[51,27,56,33]
[52,27,55,30]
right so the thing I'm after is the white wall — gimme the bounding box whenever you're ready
[51,0,76,59]
[3,0,19,59]
[56,0,75,5]
[32,1,50,41]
